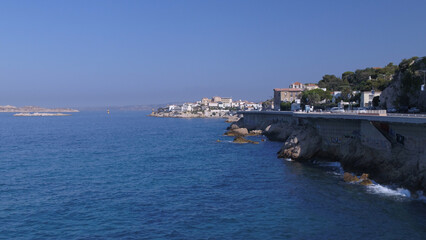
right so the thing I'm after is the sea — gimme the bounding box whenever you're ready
[0,111,425,239]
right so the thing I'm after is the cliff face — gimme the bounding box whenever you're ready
[380,57,426,110]
[235,119,426,194]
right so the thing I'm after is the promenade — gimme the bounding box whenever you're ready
[239,111,426,125]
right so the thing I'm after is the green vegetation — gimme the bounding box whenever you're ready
[318,63,398,92]
[392,56,426,109]
[301,89,332,106]
[262,99,274,110]
[318,75,349,91]
[280,102,292,111]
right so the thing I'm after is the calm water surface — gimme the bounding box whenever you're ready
[0,112,425,239]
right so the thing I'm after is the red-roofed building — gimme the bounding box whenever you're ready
[289,82,305,89]
[304,83,319,90]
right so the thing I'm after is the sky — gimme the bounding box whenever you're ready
[1,0,426,108]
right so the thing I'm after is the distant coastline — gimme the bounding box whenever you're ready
[13,112,71,117]
[0,105,79,113]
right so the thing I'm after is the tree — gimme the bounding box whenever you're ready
[318,74,349,91]
[342,71,355,83]
[280,102,291,111]
[301,89,332,106]
[262,99,273,110]
[340,87,352,101]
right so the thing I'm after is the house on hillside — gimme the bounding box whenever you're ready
[360,90,381,108]
[304,83,319,90]
[289,82,305,89]
[273,88,303,110]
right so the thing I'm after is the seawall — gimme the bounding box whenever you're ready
[237,111,426,193]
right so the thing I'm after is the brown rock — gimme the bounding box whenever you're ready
[277,126,321,160]
[360,173,369,180]
[248,130,263,136]
[225,128,249,136]
[233,136,259,144]
[343,172,359,183]
[360,179,373,186]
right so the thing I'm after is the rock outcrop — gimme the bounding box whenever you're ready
[343,172,359,183]
[343,172,373,185]
[277,126,321,160]
[233,136,259,144]
[226,115,425,194]
[380,57,426,110]
[248,130,263,136]
[225,127,249,136]
[225,116,240,123]
[263,123,294,142]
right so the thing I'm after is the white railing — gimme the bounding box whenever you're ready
[343,110,387,116]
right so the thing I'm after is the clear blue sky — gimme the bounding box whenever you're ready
[1,0,425,107]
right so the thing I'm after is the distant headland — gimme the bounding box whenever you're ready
[0,105,79,113]
[13,112,71,117]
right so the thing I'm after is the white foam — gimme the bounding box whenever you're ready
[284,158,294,162]
[366,184,411,198]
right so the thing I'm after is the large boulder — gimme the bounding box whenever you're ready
[343,172,359,183]
[264,123,294,142]
[277,126,321,160]
[225,128,249,136]
[225,116,240,123]
[248,130,263,136]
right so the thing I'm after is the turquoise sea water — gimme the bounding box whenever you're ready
[0,112,425,239]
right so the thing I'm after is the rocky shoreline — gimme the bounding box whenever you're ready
[224,118,425,196]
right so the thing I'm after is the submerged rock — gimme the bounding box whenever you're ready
[233,136,259,144]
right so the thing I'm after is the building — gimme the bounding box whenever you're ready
[304,83,319,90]
[201,98,210,105]
[245,102,262,111]
[212,96,222,103]
[221,97,232,108]
[273,88,304,110]
[360,90,381,108]
[331,91,342,103]
[168,105,178,112]
[289,82,305,89]
[208,102,219,108]
[181,103,193,112]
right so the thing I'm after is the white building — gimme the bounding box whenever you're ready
[289,82,305,89]
[168,105,178,112]
[360,90,381,108]
[208,102,219,108]
[181,104,193,112]
[331,91,342,103]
